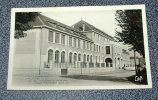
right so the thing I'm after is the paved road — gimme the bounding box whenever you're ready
[12,70,137,87]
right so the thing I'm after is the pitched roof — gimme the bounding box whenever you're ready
[29,14,92,42]
[73,20,115,41]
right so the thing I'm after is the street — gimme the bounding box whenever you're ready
[12,70,138,87]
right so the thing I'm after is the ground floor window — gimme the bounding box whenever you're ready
[78,54,81,61]
[83,54,86,62]
[87,55,89,62]
[90,55,92,62]
[74,53,77,62]
[48,49,53,63]
[61,51,65,63]
[55,50,60,63]
[69,52,72,63]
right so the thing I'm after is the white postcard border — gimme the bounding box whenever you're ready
[7,5,152,90]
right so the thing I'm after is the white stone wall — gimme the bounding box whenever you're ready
[14,29,41,69]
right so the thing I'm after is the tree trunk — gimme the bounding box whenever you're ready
[134,50,137,75]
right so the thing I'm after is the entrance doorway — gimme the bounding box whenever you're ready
[105,58,113,67]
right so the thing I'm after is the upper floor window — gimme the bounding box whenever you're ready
[94,44,96,51]
[85,42,87,49]
[74,38,76,47]
[61,34,65,44]
[98,34,99,40]
[99,46,100,52]
[87,42,89,50]
[55,33,60,43]
[90,43,92,51]
[60,26,65,31]
[48,31,53,42]
[69,37,72,46]
[83,41,85,49]
[106,46,110,54]
[47,21,56,27]
[78,39,80,48]
[96,45,98,52]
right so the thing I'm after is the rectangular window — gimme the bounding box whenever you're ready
[99,46,101,52]
[61,34,65,44]
[98,35,99,40]
[94,44,95,51]
[96,45,98,52]
[48,31,53,42]
[85,42,87,49]
[106,46,110,54]
[87,42,89,50]
[69,37,72,46]
[83,41,85,49]
[74,38,76,47]
[90,43,92,51]
[55,33,60,43]
[78,39,80,48]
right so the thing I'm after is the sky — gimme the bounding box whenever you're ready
[42,10,117,37]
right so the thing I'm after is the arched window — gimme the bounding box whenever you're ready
[69,52,72,63]
[95,56,97,63]
[83,54,86,62]
[55,50,60,63]
[87,55,89,62]
[105,58,113,67]
[78,54,81,61]
[115,58,117,67]
[90,55,93,62]
[61,51,65,63]
[48,49,53,63]
[74,53,77,62]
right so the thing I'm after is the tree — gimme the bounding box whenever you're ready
[15,12,39,39]
[115,10,145,57]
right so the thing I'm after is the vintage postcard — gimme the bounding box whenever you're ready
[7,5,152,90]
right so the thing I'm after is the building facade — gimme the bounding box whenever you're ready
[14,14,131,76]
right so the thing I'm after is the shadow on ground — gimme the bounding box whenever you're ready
[61,75,131,83]
[127,75,148,85]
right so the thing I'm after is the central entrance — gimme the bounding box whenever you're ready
[105,58,113,67]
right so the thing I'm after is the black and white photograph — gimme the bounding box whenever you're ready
[7,5,152,90]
